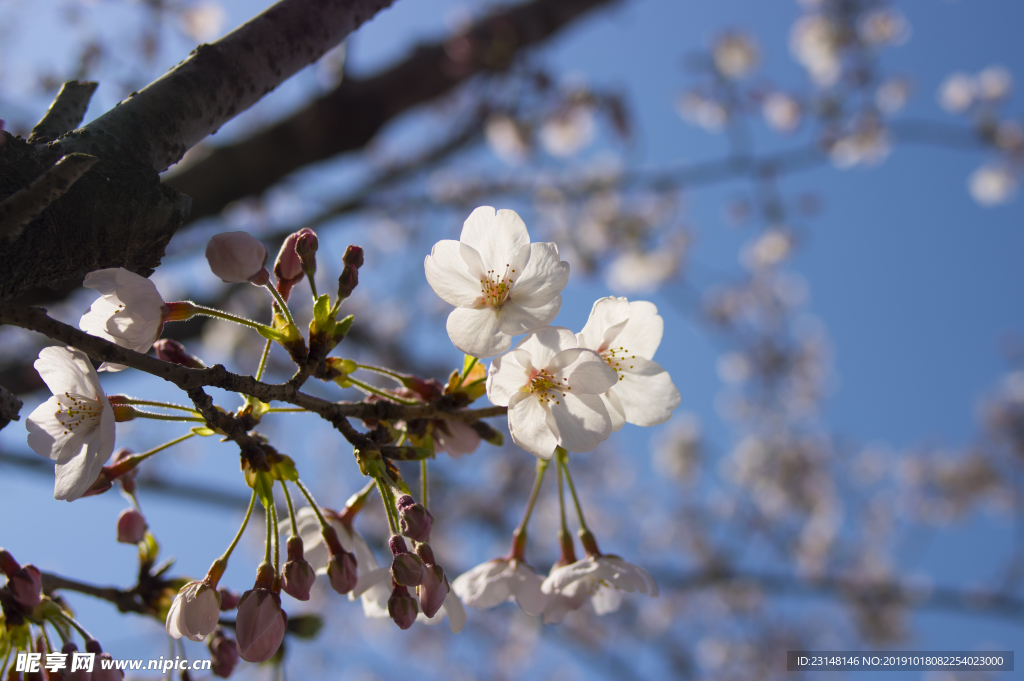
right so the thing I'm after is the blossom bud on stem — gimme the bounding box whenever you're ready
[336,245,363,301]
[116,508,147,544]
[397,495,434,543]
[387,583,418,630]
[389,535,426,587]
[153,339,205,368]
[281,536,316,601]
[208,628,239,679]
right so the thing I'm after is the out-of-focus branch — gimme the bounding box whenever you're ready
[27,81,98,143]
[0,385,22,431]
[165,0,621,222]
[41,572,150,615]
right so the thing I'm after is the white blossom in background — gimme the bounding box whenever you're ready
[676,91,727,132]
[742,228,794,270]
[762,93,801,132]
[354,561,467,633]
[79,268,166,372]
[712,32,759,79]
[179,2,227,42]
[978,65,1012,101]
[485,114,531,165]
[575,297,680,431]
[452,558,548,616]
[26,347,115,501]
[790,14,842,87]
[968,164,1017,206]
[653,413,702,483]
[606,247,680,294]
[541,556,658,624]
[875,76,911,114]
[486,326,617,458]
[829,123,891,169]
[857,8,910,46]
[539,106,595,158]
[424,207,570,358]
[939,73,976,113]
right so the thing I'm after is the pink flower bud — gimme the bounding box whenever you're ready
[0,549,21,576]
[294,228,318,278]
[61,643,91,681]
[86,640,125,680]
[418,563,449,618]
[342,245,364,268]
[9,563,42,610]
[397,496,434,543]
[208,628,240,678]
[388,584,418,630]
[116,508,148,544]
[153,339,205,368]
[166,581,222,641]
[235,589,287,663]
[274,232,305,285]
[391,552,426,588]
[281,537,316,601]
[326,551,358,595]
[206,232,270,285]
[218,587,239,611]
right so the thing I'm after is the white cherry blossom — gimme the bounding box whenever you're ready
[26,347,115,501]
[763,93,801,133]
[425,207,570,358]
[541,555,658,624]
[79,268,167,372]
[576,298,680,431]
[539,106,595,158]
[451,558,548,616]
[486,326,617,458]
[166,581,221,641]
[969,164,1017,206]
[712,32,759,79]
[939,73,976,113]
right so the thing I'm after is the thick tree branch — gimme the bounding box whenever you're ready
[0,385,22,431]
[0,153,98,242]
[165,0,620,222]
[27,81,98,143]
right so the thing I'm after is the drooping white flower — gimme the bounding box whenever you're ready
[939,72,976,113]
[857,8,909,46]
[451,558,548,616]
[789,15,842,87]
[166,581,221,641]
[712,32,759,79]
[486,326,617,458]
[79,268,167,372]
[26,347,115,501]
[540,555,658,624]
[969,164,1017,206]
[676,91,727,132]
[875,76,911,114]
[576,298,680,431]
[424,207,570,358]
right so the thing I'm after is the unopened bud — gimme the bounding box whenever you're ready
[294,228,318,280]
[235,589,287,663]
[391,552,426,587]
[281,557,316,601]
[342,245,364,268]
[417,563,449,618]
[397,495,433,543]
[337,265,358,300]
[116,508,147,544]
[218,588,239,611]
[206,232,270,285]
[153,339,205,368]
[61,643,90,681]
[326,551,358,595]
[387,584,418,630]
[8,563,42,610]
[208,628,239,678]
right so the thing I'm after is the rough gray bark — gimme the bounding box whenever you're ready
[166,0,620,222]
[0,384,22,431]
[0,153,98,242]
[0,0,395,301]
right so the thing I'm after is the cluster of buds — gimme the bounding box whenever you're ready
[273,228,318,301]
[0,549,42,613]
[385,497,451,629]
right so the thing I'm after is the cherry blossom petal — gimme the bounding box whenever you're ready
[601,390,628,432]
[550,393,612,453]
[497,297,561,336]
[613,358,681,427]
[53,427,111,501]
[611,300,664,359]
[509,242,570,308]
[423,240,481,307]
[460,207,530,272]
[555,351,618,394]
[452,560,513,608]
[577,297,631,352]
[515,326,578,369]
[446,307,509,358]
[34,346,98,396]
[27,397,87,465]
[508,392,559,458]
[486,349,533,405]
[591,585,624,615]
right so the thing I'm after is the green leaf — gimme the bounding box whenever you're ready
[191,426,216,436]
